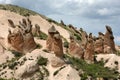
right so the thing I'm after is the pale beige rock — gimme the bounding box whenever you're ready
[96,54,120,73]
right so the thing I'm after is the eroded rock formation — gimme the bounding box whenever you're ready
[104,25,116,53]
[94,32,104,54]
[7,18,37,53]
[79,28,88,49]
[84,33,94,63]
[69,35,84,59]
[46,26,64,58]
[32,24,41,36]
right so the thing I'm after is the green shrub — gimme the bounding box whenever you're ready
[11,50,23,58]
[39,32,48,40]
[37,57,48,66]
[63,41,69,48]
[0,78,6,80]
[8,62,18,70]
[74,33,81,41]
[65,55,119,79]
[36,44,42,49]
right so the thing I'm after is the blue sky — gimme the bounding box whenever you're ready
[0,0,120,45]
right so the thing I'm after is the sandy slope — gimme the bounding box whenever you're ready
[0,10,70,49]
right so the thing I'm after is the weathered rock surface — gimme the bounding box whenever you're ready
[84,33,94,63]
[69,35,84,59]
[46,26,64,58]
[94,37,104,54]
[79,28,88,49]
[104,25,116,53]
[7,18,37,53]
[53,32,63,57]
[96,54,120,73]
[53,65,81,80]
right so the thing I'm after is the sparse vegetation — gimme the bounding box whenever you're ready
[64,54,119,80]
[46,18,59,25]
[39,31,48,40]
[63,41,69,48]
[0,4,37,16]
[11,50,23,58]
[34,31,48,40]
[74,33,81,41]
[37,57,48,66]
[36,44,42,49]
[8,62,17,69]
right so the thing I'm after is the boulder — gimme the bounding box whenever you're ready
[15,60,39,79]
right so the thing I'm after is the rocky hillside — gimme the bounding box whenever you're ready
[0,4,120,80]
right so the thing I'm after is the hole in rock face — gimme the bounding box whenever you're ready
[114,61,118,65]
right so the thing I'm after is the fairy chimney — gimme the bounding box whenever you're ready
[84,33,94,63]
[69,35,84,59]
[104,25,116,53]
[46,25,57,51]
[80,29,88,49]
[32,24,41,36]
[7,18,37,53]
[94,37,104,54]
[46,26,64,57]
[53,31,64,57]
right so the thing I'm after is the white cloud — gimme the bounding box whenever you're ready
[0,0,12,4]
[97,8,109,16]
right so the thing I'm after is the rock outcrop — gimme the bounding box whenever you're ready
[53,31,63,57]
[79,28,88,49]
[94,32,104,54]
[32,24,41,37]
[84,33,94,63]
[46,25,57,51]
[104,25,116,53]
[46,26,64,57]
[96,54,120,73]
[7,18,37,53]
[69,35,84,59]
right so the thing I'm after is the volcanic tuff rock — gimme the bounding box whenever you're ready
[46,26,64,58]
[69,35,84,59]
[104,25,116,53]
[79,28,88,49]
[84,33,94,63]
[8,18,37,53]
